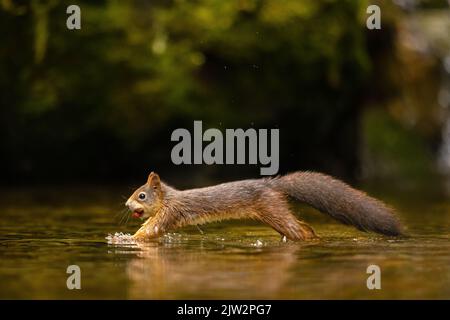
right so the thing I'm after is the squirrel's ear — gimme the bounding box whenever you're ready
[147,172,161,190]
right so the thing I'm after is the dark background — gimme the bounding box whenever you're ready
[1,0,448,187]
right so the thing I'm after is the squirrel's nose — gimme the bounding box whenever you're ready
[125,199,131,208]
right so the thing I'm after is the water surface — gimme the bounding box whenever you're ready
[0,185,449,299]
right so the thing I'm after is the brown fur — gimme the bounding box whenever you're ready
[127,171,402,241]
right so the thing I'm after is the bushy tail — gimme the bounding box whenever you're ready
[271,172,403,236]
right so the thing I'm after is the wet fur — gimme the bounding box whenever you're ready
[130,172,402,241]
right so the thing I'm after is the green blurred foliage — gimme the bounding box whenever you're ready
[0,0,443,184]
[1,0,375,183]
[362,108,435,181]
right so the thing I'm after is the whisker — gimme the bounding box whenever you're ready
[117,208,129,226]
[119,213,128,226]
[123,208,134,226]
[122,208,130,222]
[114,207,127,219]
[196,225,205,235]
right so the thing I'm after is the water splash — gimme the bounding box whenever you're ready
[251,239,264,247]
[106,232,135,245]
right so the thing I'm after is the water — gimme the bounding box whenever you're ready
[0,185,449,299]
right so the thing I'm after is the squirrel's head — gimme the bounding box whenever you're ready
[126,172,163,220]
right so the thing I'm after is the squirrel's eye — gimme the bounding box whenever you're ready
[138,192,146,200]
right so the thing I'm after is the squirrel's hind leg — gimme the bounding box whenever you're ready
[256,204,317,241]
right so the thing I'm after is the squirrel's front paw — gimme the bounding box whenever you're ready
[132,224,161,241]
[132,231,146,241]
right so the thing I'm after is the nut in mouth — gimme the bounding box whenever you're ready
[131,208,144,219]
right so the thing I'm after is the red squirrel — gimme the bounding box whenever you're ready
[126,171,402,241]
